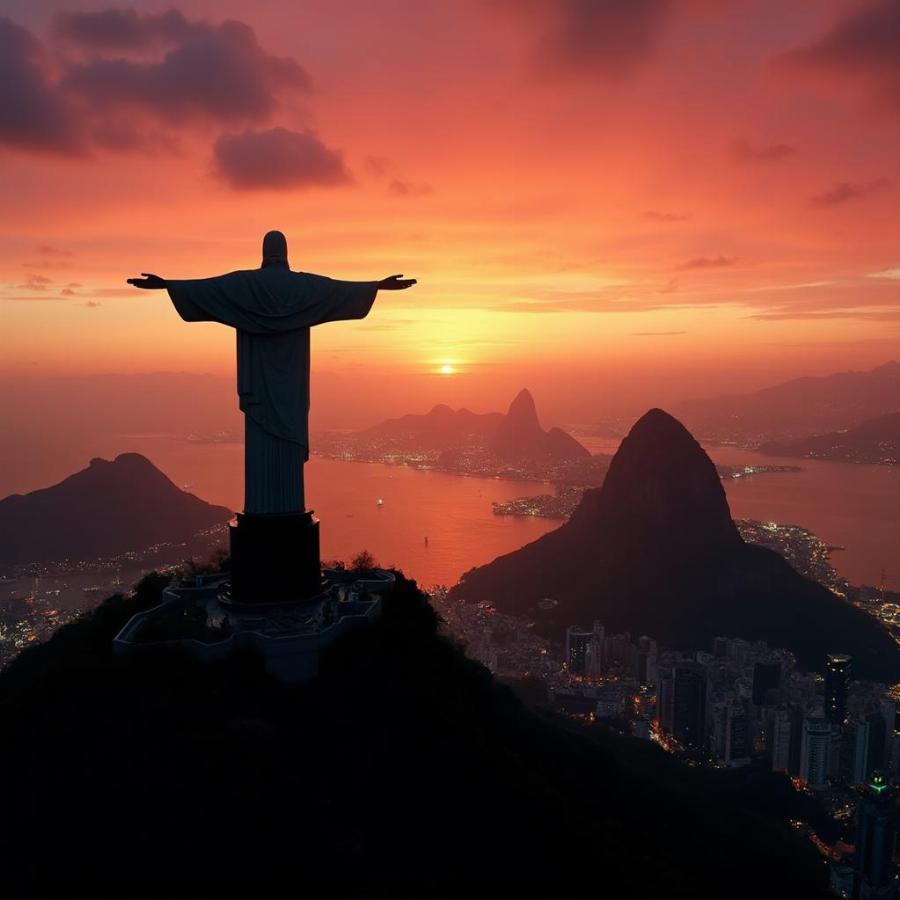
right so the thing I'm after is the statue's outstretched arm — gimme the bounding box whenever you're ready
[377,274,416,291]
[127,273,167,290]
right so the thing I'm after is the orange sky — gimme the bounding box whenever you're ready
[2,0,899,421]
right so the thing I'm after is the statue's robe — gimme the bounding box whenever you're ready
[166,267,377,514]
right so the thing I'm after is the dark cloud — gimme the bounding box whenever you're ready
[644,209,689,222]
[53,8,205,51]
[0,11,316,157]
[678,256,737,270]
[61,18,311,125]
[0,18,82,153]
[388,179,433,197]
[61,287,77,296]
[36,244,73,256]
[364,155,393,178]
[777,0,900,114]
[17,274,52,290]
[810,178,889,207]
[84,300,102,308]
[502,0,672,80]
[731,139,796,164]
[214,127,352,191]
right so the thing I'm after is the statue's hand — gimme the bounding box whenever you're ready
[378,274,417,291]
[127,273,167,290]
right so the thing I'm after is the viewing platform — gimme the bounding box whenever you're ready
[113,567,394,682]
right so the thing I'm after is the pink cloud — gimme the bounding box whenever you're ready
[678,256,737,270]
[810,178,889,207]
[731,139,796,164]
[644,210,690,222]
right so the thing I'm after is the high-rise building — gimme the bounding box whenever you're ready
[637,636,658,687]
[730,639,750,666]
[605,632,636,676]
[712,636,729,659]
[854,772,898,899]
[788,704,805,776]
[672,662,707,750]
[752,661,781,706]
[851,719,872,787]
[864,712,890,784]
[825,654,853,725]
[770,708,793,774]
[565,626,594,676]
[724,703,750,767]
[800,717,833,790]
[657,665,675,735]
[586,621,606,678]
[881,700,896,753]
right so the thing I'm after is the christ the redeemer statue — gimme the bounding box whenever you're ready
[128,230,415,603]
[128,231,415,514]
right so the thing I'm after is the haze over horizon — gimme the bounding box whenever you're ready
[2,0,899,425]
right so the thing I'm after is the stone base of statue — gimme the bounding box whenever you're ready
[228,511,322,605]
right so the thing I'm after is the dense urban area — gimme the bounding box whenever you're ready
[430,519,900,900]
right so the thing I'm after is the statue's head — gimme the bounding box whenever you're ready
[261,230,289,268]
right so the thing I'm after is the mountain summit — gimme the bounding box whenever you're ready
[453,409,899,680]
[491,388,590,462]
[571,409,739,553]
[0,454,232,566]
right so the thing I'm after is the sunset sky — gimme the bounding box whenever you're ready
[2,0,899,422]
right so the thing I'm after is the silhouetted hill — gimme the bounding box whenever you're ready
[0,454,232,565]
[678,361,900,442]
[0,572,829,898]
[452,409,899,681]
[361,403,503,449]
[760,411,900,465]
[491,389,590,462]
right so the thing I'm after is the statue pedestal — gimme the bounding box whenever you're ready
[228,511,321,604]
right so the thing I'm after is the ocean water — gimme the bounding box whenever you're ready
[5,433,900,592]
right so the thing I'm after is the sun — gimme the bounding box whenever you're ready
[439,363,456,375]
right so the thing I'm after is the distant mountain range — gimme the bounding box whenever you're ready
[361,404,503,449]
[361,388,589,462]
[677,361,900,443]
[354,388,594,472]
[0,453,232,566]
[760,411,900,466]
[451,409,899,681]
